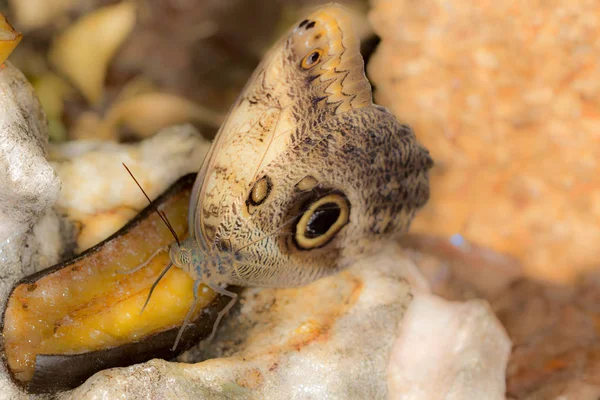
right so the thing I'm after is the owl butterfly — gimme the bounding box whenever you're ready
[135,4,432,349]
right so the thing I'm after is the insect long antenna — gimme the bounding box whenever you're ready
[122,163,181,315]
[140,262,173,315]
[122,163,181,247]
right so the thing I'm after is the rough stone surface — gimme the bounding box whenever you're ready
[369,0,600,282]
[496,276,600,399]
[0,62,64,400]
[49,124,211,251]
[61,250,413,399]
[389,295,510,399]
[57,245,510,400]
[0,62,60,243]
[400,233,600,399]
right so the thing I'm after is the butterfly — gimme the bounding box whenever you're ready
[140,4,432,349]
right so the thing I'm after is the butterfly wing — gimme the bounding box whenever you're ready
[225,104,432,287]
[188,5,373,249]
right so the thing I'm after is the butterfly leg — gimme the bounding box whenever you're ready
[171,278,201,351]
[171,281,237,351]
[206,282,238,343]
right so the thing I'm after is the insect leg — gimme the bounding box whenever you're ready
[205,283,238,343]
[171,278,202,351]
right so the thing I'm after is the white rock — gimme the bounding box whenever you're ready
[388,294,511,399]
[49,124,210,250]
[0,62,63,400]
[61,245,511,400]
[62,249,414,399]
[50,124,208,217]
[0,62,60,243]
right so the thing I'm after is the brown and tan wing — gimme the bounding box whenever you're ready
[188,4,373,249]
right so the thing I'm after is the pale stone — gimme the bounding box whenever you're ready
[60,246,511,400]
[0,62,64,400]
[0,62,60,243]
[49,124,210,251]
[388,295,511,399]
[368,0,600,282]
[62,249,415,400]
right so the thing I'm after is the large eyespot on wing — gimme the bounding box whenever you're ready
[290,5,373,114]
[293,192,350,250]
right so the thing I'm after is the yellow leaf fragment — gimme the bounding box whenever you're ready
[49,1,136,105]
[0,14,22,65]
[105,92,224,138]
[33,73,73,117]
[34,74,73,141]
[113,76,158,103]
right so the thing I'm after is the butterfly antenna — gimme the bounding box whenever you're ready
[122,163,181,247]
[139,261,173,315]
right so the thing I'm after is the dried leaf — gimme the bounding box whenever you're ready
[33,73,72,117]
[105,92,224,138]
[112,76,158,103]
[49,1,136,105]
[33,73,74,141]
